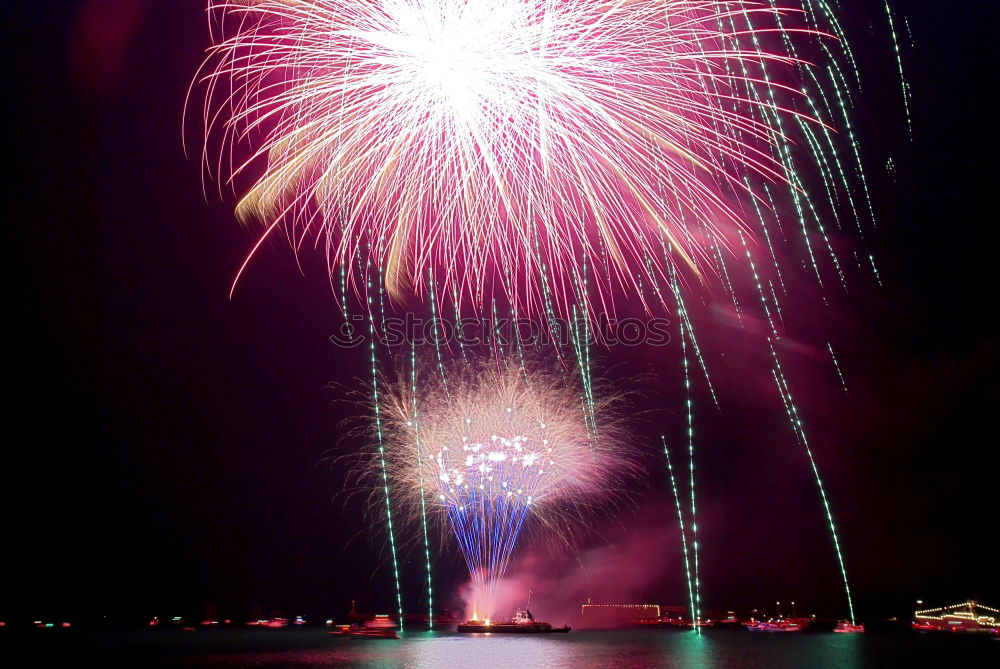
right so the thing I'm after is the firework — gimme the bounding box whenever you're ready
[196,0,831,319]
[380,358,630,619]
[193,0,893,628]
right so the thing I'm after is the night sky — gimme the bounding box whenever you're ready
[5,1,997,625]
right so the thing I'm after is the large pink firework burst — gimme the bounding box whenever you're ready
[195,0,824,318]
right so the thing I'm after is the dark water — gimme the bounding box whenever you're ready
[10,628,999,668]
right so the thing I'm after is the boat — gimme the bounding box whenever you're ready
[713,612,744,629]
[745,618,806,632]
[833,620,865,633]
[658,615,693,628]
[744,600,812,633]
[457,608,571,634]
[329,624,398,638]
[329,614,399,639]
[912,600,1000,634]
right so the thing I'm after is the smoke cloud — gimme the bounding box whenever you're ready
[456,508,679,626]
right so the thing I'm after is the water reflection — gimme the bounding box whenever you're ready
[230,629,885,669]
[107,627,997,669]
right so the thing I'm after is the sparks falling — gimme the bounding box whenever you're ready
[193,0,904,627]
[381,359,629,619]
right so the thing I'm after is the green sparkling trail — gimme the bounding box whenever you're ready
[885,1,913,139]
[827,342,849,395]
[735,228,856,625]
[411,339,435,627]
[367,264,404,631]
[772,365,856,626]
[662,247,718,408]
[869,254,883,287]
[679,317,702,631]
[663,437,697,631]
[570,304,599,444]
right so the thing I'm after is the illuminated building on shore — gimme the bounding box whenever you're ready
[579,601,663,627]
